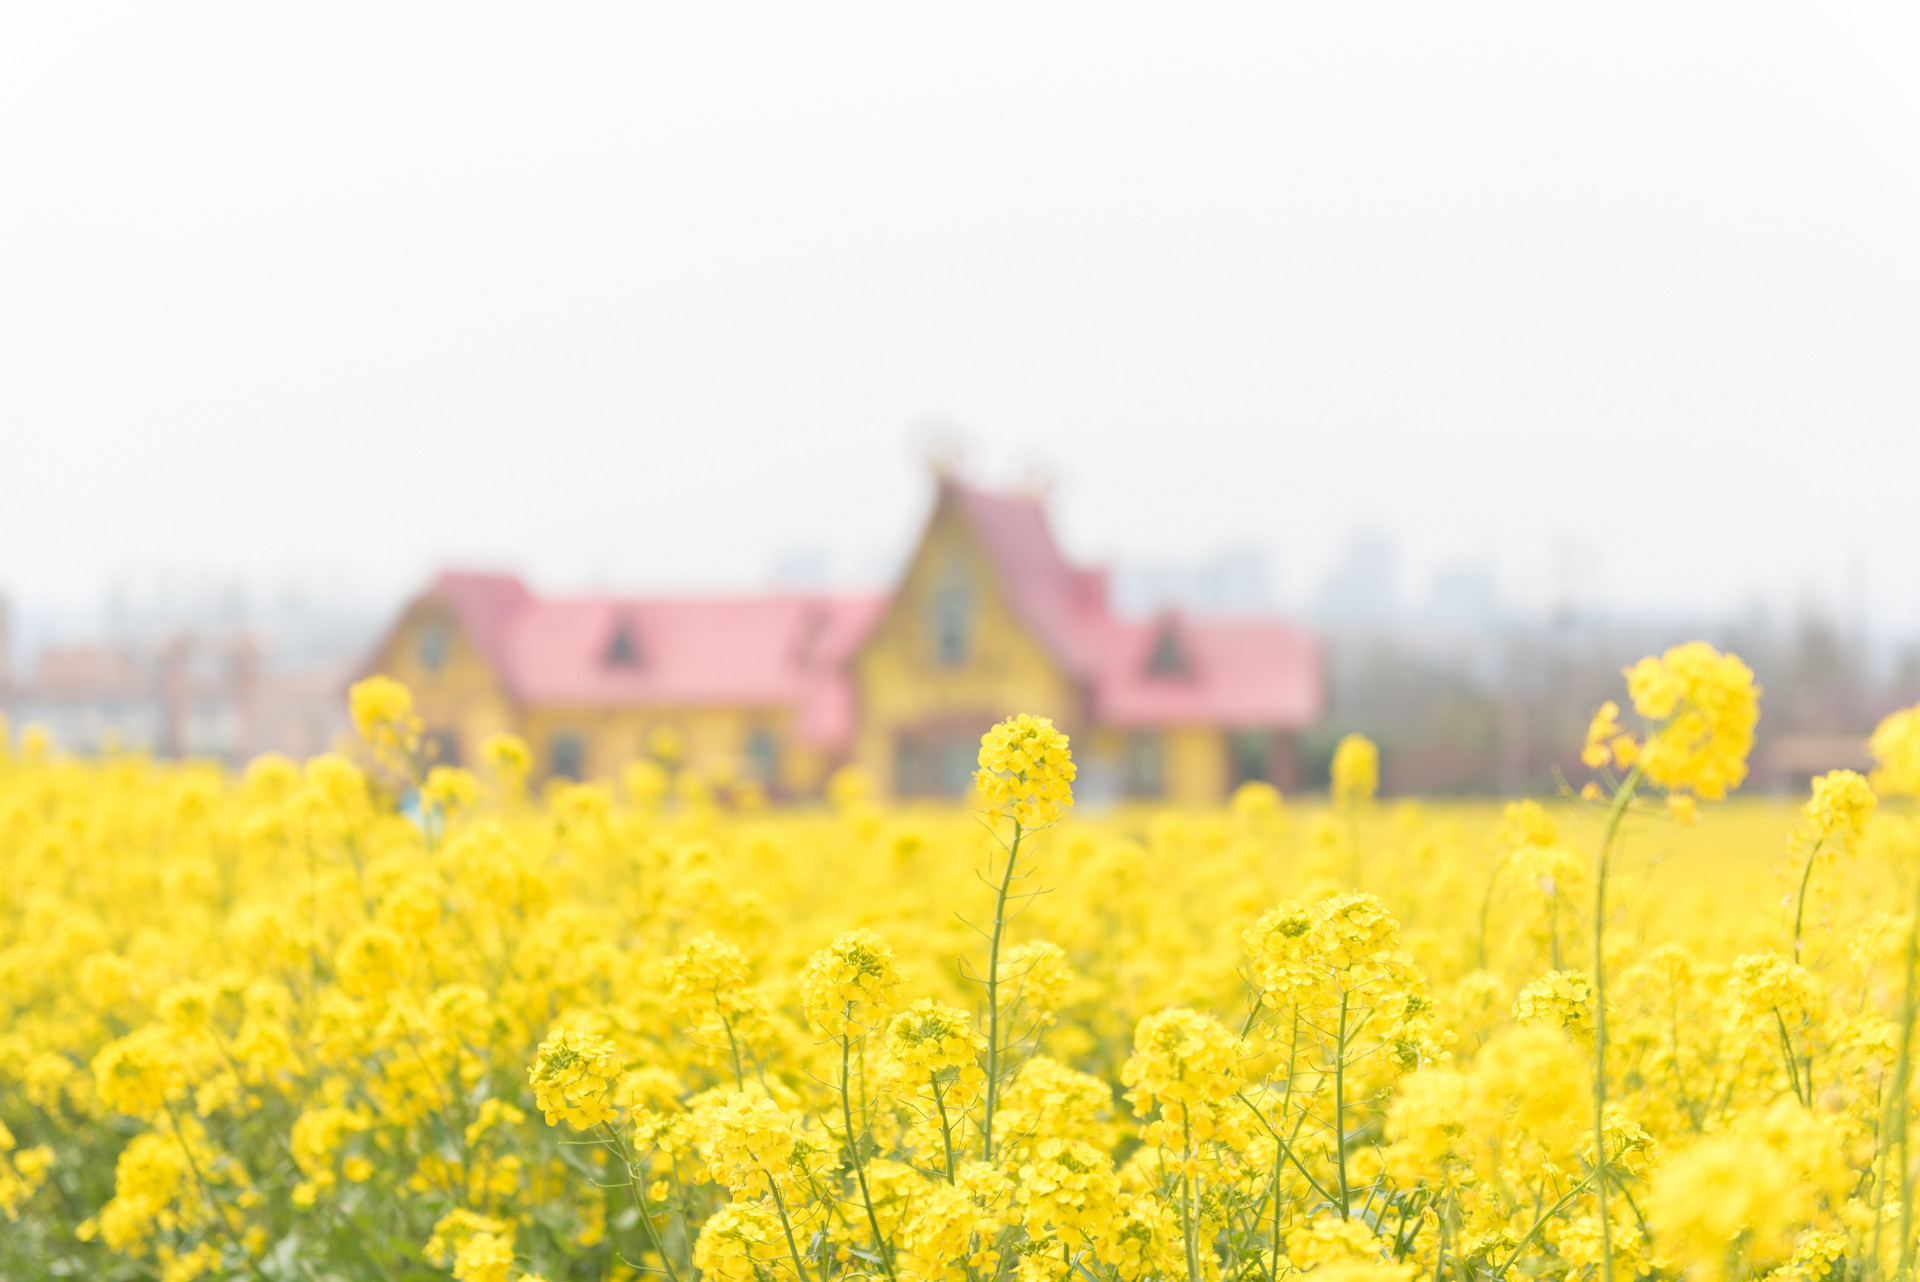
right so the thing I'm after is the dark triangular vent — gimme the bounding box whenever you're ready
[605,618,642,668]
[1146,618,1190,679]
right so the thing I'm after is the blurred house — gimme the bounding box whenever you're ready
[8,644,163,751]
[0,623,350,761]
[366,476,1323,801]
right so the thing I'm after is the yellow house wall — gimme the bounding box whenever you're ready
[367,600,519,767]
[1087,728,1130,784]
[852,495,1081,796]
[520,705,802,791]
[1084,725,1230,805]
[782,745,834,798]
[1165,727,1228,806]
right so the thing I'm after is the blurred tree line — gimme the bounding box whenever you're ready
[1298,613,1920,796]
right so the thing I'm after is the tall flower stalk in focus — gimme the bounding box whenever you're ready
[1578,643,1759,1282]
[800,929,906,1279]
[529,1028,684,1282]
[970,713,1075,1162]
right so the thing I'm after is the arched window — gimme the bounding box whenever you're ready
[932,566,972,668]
[1125,733,1165,798]
[549,731,585,781]
[894,723,992,797]
[417,620,451,673]
[744,726,779,785]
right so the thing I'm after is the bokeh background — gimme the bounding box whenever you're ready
[5,3,1920,790]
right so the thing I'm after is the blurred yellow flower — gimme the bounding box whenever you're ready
[1331,733,1379,807]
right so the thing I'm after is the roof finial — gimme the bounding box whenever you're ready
[1017,459,1057,504]
[912,414,970,484]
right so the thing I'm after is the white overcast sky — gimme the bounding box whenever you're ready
[4,3,1920,628]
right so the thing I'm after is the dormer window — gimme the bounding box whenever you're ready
[605,618,641,668]
[417,619,451,673]
[932,566,972,668]
[1145,619,1189,679]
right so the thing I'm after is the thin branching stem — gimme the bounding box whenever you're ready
[603,1122,684,1282]
[982,818,1023,1161]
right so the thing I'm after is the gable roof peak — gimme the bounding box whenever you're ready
[939,478,1105,677]
[426,569,535,678]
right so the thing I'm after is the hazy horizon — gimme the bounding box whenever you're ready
[7,4,1920,633]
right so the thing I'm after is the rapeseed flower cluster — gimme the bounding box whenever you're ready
[1623,642,1761,799]
[976,713,1076,826]
[8,673,1920,1281]
[528,1029,625,1130]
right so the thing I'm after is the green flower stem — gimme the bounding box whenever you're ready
[982,817,1023,1161]
[1235,1091,1339,1211]
[161,1100,267,1282]
[1592,758,1646,1282]
[1181,1108,1202,1282]
[1791,836,1826,966]
[840,1008,898,1280]
[720,1011,748,1089]
[766,1173,818,1282]
[604,1123,684,1282]
[932,1076,958,1182]
[1491,1175,1595,1280]
[1334,989,1352,1219]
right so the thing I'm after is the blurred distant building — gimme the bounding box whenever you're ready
[365,476,1324,802]
[12,643,162,750]
[0,624,349,761]
[1422,564,1501,630]
[1315,532,1399,628]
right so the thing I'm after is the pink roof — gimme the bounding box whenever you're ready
[414,481,1321,750]
[424,572,885,750]
[1085,615,1322,728]
[431,572,533,676]
[943,481,1322,729]
[951,487,1108,678]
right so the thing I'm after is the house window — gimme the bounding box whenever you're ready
[895,738,922,796]
[744,726,779,785]
[894,724,987,797]
[417,620,451,673]
[1229,731,1270,788]
[932,567,972,668]
[605,619,641,668]
[549,731,585,781]
[936,739,975,795]
[1125,733,1165,798]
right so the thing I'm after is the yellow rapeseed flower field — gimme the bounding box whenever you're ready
[5,647,1920,1282]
